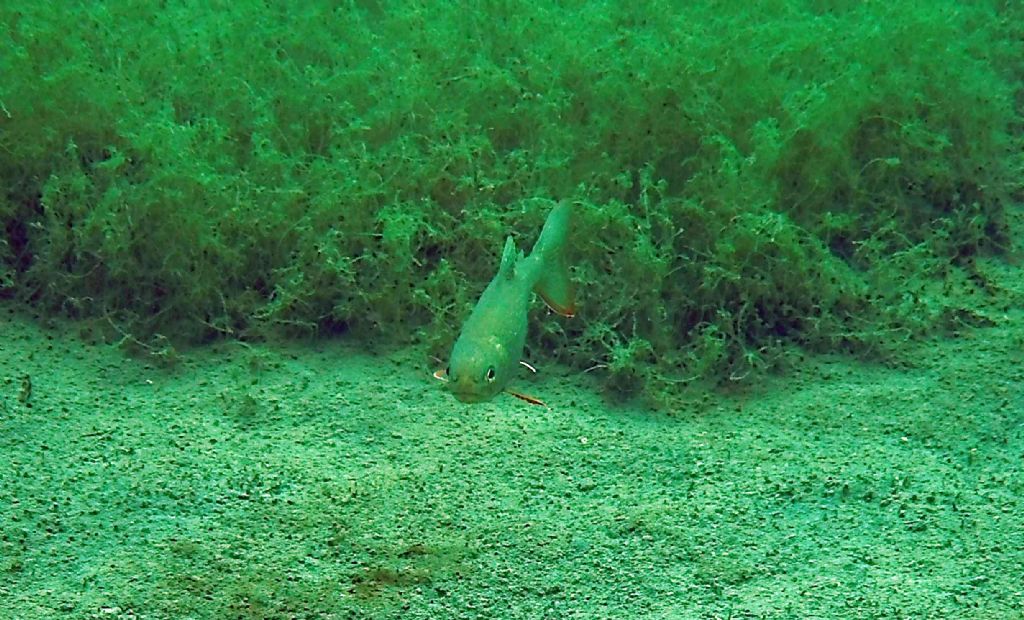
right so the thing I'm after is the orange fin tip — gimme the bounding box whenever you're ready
[506,390,550,409]
[541,295,576,318]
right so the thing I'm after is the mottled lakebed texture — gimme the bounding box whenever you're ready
[2,297,1022,618]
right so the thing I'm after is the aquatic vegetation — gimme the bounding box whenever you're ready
[0,0,1020,400]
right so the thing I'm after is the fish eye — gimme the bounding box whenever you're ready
[485,367,496,382]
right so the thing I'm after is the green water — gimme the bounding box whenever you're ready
[1,1,1022,618]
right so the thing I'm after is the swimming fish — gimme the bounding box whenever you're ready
[438,201,576,404]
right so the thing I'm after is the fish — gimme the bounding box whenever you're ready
[437,201,576,404]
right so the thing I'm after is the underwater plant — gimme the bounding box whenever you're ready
[0,0,1018,401]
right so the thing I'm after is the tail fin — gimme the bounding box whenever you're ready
[530,201,575,317]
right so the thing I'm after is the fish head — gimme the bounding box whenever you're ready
[445,334,514,403]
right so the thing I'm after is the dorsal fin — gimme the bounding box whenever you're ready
[498,235,518,280]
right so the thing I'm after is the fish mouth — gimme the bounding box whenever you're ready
[449,388,488,404]
[447,381,493,404]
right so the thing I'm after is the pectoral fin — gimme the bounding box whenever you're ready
[506,389,550,409]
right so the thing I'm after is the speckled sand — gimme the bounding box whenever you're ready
[1,298,1022,618]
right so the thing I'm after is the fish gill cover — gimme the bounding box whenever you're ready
[0,0,1021,403]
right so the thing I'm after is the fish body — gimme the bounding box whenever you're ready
[446,201,575,403]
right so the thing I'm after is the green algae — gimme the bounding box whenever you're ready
[0,0,1021,400]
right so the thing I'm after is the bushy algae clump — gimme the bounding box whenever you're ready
[0,0,1020,401]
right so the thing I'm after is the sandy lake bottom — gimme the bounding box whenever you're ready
[1,298,1022,619]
